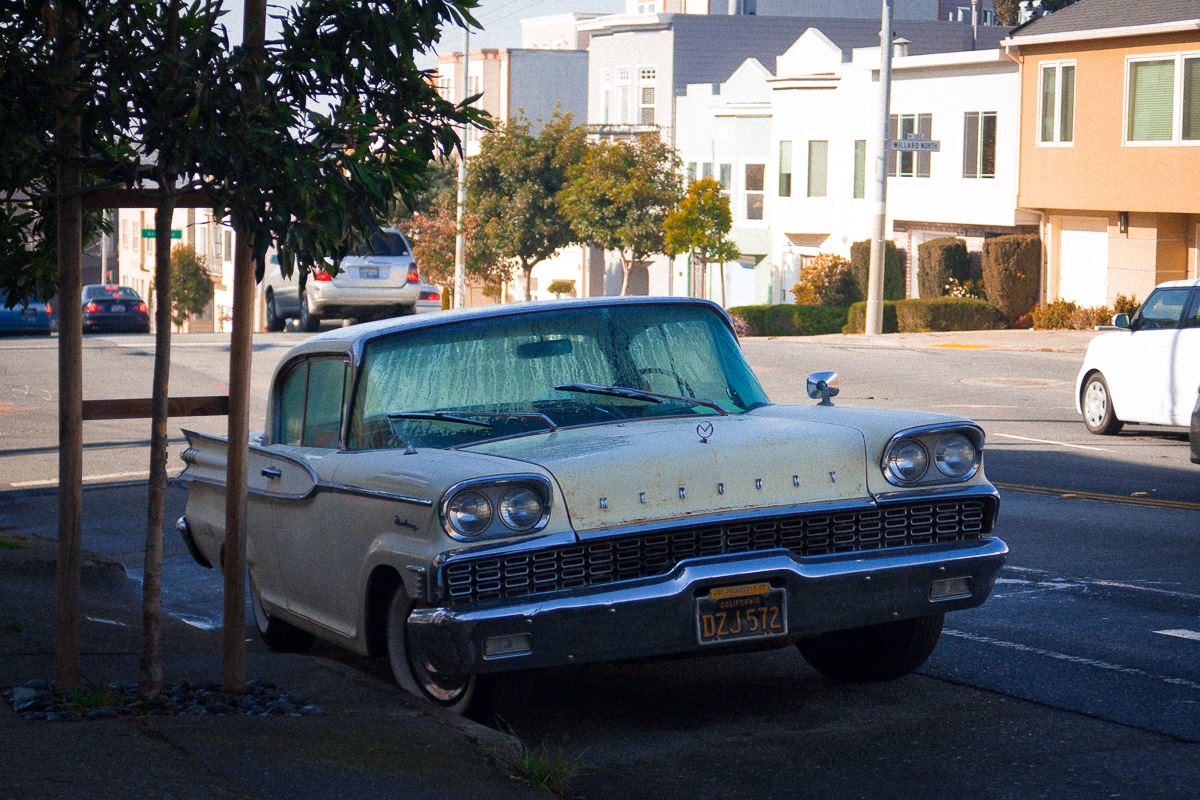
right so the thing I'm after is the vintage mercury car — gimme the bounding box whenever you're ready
[177,297,1007,722]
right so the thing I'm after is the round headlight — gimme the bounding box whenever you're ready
[887,439,929,483]
[935,432,977,478]
[498,486,544,531]
[447,490,492,537]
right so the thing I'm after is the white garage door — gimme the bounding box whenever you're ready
[1056,217,1109,307]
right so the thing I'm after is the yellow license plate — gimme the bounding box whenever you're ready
[696,583,787,645]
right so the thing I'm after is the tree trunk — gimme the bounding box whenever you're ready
[620,252,632,296]
[521,261,533,302]
[53,3,84,691]
[140,193,177,698]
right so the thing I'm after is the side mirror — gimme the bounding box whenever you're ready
[1111,313,1131,329]
[806,371,840,406]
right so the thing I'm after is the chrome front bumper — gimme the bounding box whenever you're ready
[407,537,1008,676]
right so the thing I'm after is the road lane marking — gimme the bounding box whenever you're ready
[1004,566,1200,602]
[943,629,1200,691]
[995,482,1200,511]
[1155,630,1200,642]
[990,432,1114,452]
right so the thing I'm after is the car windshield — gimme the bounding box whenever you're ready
[347,303,769,450]
[84,285,141,301]
[353,231,409,257]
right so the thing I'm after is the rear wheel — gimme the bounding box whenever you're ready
[264,290,286,332]
[251,576,315,653]
[298,291,321,333]
[1082,373,1123,435]
[798,613,944,682]
[385,588,528,725]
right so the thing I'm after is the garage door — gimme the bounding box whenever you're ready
[1056,217,1109,307]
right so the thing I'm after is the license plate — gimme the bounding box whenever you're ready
[360,267,380,279]
[110,304,125,312]
[696,582,787,645]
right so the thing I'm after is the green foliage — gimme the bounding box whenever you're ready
[916,237,970,299]
[508,742,587,796]
[792,253,861,307]
[559,134,682,295]
[728,305,849,337]
[664,177,738,263]
[982,234,1041,324]
[168,245,215,329]
[467,111,587,300]
[850,239,905,301]
[846,298,1004,333]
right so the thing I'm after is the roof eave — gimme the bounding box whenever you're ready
[1002,19,1200,49]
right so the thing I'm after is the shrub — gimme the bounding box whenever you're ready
[1030,299,1114,330]
[846,298,1004,333]
[850,239,905,301]
[728,304,849,336]
[1112,293,1139,317]
[916,237,970,299]
[546,279,576,297]
[981,234,1040,324]
[945,277,986,299]
[792,253,861,307]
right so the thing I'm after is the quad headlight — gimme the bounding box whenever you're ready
[882,424,983,487]
[441,476,552,540]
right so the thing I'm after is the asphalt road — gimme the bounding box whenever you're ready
[3,327,1198,798]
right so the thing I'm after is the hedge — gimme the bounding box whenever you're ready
[982,234,1041,324]
[728,304,849,336]
[850,239,905,301]
[916,237,970,299]
[844,298,1005,333]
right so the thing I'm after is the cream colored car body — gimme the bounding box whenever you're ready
[177,297,1006,700]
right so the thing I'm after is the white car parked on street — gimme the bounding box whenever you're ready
[1075,279,1200,435]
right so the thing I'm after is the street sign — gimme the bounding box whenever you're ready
[887,134,940,152]
[140,228,183,239]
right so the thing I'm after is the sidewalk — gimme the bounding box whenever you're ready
[0,532,545,800]
[788,327,1098,354]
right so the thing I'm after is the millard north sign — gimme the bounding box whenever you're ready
[140,228,183,239]
[887,133,940,152]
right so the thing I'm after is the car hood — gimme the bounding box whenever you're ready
[464,413,868,533]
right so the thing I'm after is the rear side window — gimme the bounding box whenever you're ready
[276,357,349,448]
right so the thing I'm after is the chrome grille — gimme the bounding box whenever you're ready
[441,498,994,607]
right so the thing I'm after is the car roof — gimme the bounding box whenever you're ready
[283,296,733,360]
[1154,279,1200,289]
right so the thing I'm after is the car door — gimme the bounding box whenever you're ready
[1113,287,1193,425]
[1169,289,1200,426]
[261,355,362,637]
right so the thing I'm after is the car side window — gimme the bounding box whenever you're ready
[276,358,349,448]
[1186,290,1200,328]
[1134,288,1191,330]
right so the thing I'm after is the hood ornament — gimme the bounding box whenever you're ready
[696,421,714,444]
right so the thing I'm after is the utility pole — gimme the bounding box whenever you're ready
[864,0,895,336]
[453,28,469,309]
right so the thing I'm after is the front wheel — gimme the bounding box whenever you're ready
[385,588,528,725]
[798,613,944,682]
[1082,373,1124,435]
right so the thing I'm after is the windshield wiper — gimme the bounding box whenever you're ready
[387,410,558,431]
[554,383,729,416]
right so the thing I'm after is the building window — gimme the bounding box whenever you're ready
[719,163,731,191]
[963,111,997,178]
[744,163,764,220]
[617,68,630,125]
[806,140,827,197]
[686,162,697,184]
[853,140,866,199]
[778,140,792,197]
[888,113,932,177]
[1039,61,1075,145]
[638,68,656,126]
[701,162,712,180]
[635,1,658,12]
[1126,54,1200,144]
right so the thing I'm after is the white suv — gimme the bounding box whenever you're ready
[262,228,424,332]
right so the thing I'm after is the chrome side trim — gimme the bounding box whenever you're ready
[318,482,434,507]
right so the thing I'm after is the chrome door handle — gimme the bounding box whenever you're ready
[261,467,282,479]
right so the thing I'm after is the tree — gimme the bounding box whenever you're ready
[792,253,861,307]
[467,111,587,301]
[2,0,483,696]
[168,244,215,329]
[663,177,739,302]
[994,0,1019,24]
[559,134,682,296]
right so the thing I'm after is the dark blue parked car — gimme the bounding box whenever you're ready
[0,289,53,336]
[81,284,150,334]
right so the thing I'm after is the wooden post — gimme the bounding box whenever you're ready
[54,2,84,692]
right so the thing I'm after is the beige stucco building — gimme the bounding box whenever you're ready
[1006,0,1200,308]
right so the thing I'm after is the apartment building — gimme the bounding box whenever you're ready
[1006,0,1200,307]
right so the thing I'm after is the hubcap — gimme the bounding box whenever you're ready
[1084,382,1107,427]
[407,634,470,703]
